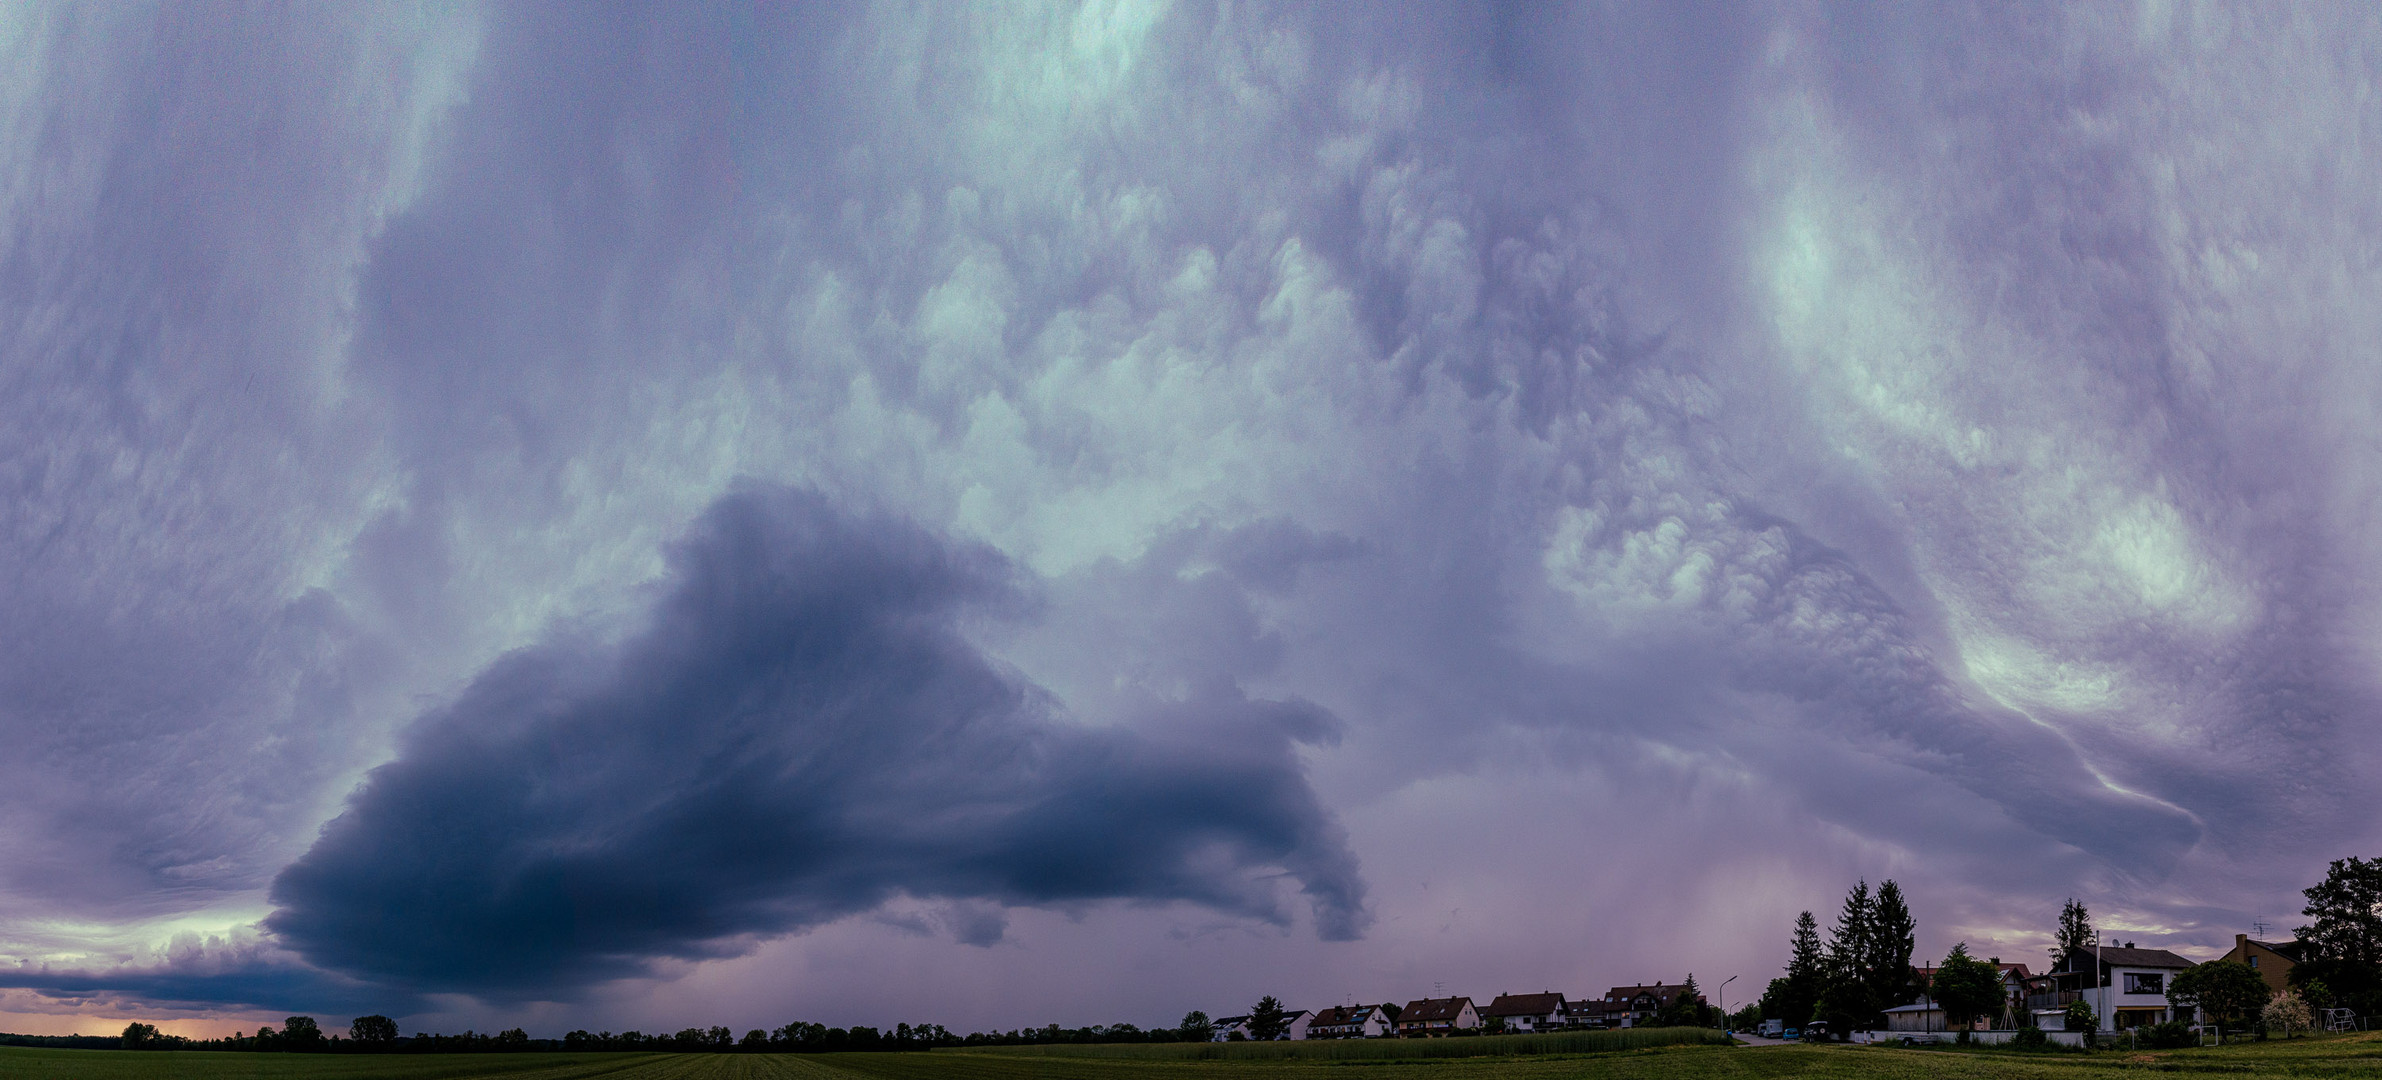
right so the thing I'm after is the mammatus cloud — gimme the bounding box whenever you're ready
[266,487,1366,997]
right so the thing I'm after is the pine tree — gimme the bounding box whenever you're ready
[1829,881,1875,980]
[1656,974,1712,1027]
[1248,996,1290,1041]
[1817,882,1882,1033]
[1870,880,1919,1007]
[1780,910,1826,1025]
[2054,898,2095,969]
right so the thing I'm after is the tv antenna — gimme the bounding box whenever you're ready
[2251,919,2271,938]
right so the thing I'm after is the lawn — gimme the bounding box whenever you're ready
[10,1033,2382,1080]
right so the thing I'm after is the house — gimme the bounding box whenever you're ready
[1561,996,1619,1029]
[2217,934,2307,996]
[1210,1010,1309,1041]
[2053,945,2196,1030]
[1481,992,1569,1033]
[1305,1004,1397,1039]
[1395,997,1478,1037]
[1594,984,1688,1028]
[1989,962,2036,1028]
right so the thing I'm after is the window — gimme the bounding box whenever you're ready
[2123,972,2165,994]
[2249,956,2260,969]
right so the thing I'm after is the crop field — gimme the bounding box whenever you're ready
[11,1032,2382,1080]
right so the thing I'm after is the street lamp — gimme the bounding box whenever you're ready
[1719,975,1739,1031]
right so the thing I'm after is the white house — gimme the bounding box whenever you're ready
[1208,1010,1309,1041]
[1481,993,1569,1032]
[1305,1004,1396,1039]
[1395,997,1478,1036]
[2058,946,2195,1031]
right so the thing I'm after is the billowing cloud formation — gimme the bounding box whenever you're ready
[267,486,1365,996]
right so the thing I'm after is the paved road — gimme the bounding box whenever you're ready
[1732,1034,1795,1047]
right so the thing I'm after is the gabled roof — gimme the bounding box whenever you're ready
[1483,992,1567,1017]
[1602,983,1686,1005]
[1308,1006,1361,1026]
[2246,939,2309,962]
[1400,997,1474,1022]
[2097,946,2194,969]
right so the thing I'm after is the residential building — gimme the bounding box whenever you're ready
[1481,992,1569,1032]
[2217,934,2306,996]
[1281,1010,1312,1041]
[1594,984,1689,1028]
[1395,997,1478,1037]
[1563,997,1620,1029]
[1305,1004,1397,1039]
[2051,946,2195,1030]
[1208,1015,1249,1042]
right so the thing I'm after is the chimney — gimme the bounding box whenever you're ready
[2237,933,2249,952]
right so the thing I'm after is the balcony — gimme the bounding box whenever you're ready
[2024,991,2082,1010]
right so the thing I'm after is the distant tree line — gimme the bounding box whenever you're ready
[39,1014,1218,1054]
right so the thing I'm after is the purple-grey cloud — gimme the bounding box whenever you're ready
[265,486,1366,999]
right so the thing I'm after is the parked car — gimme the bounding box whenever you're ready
[1801,1022,1830,1042]
[1779,1027,1799,1040]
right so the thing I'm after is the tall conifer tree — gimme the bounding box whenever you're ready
[1870,880,1919,1007]
[1775,909,1826,1025]
[2055,898,2095,968]
[1829,880,1875,979]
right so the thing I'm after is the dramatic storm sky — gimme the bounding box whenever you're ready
[5,0,2381,1038]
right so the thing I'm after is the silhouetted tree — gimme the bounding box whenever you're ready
[2169,961,2269,1043]
[1248,997,1290,1041]
[282,1017,322,1051]
[1178,1010,1213,1041]
[119,1022,159,1050]
[1931,944,2004,1031]
[2299,857,2382,963]
[1869,882,1920,1008]
[1760,909,1828,1026]
[349,1015,397,1049]
[2055,898,2096,960]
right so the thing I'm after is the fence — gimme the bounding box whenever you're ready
[1854,1030,2087,1048]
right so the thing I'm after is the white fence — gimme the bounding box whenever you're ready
[1850,1030,2087,1047]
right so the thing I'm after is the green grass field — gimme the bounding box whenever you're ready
[11,1032,2382,1080]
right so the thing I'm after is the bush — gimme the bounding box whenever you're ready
[2012,1025,2048,1050]
[2136,1021,2195,1050]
